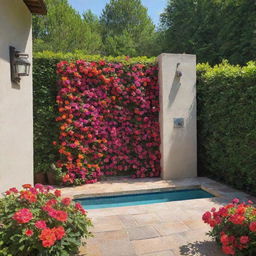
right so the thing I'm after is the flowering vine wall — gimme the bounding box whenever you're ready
[55,60,161,185]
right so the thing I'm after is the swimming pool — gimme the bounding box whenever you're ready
[76,188,214,209]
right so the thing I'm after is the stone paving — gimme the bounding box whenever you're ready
[60,177,255,256]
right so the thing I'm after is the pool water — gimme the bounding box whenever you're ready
[76,189,214,210]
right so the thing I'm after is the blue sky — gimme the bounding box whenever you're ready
[68,0,167,26]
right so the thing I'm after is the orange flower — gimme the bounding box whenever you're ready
[39,228,56,248]
[77,162,82,167]
[22,184,32,189]
[78,154,84,159]
[20,190,37,203]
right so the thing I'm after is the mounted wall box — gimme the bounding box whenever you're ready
[174,118,184,128]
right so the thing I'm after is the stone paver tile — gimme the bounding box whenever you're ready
[141,250,176,256]
[132,237,172,255]
[156,208,186,222]
[94,230,128,241]
[122,205,148,215]
[99,239,137,256]
[80,238,102,256]
[144,203,170,213]
[154,221,190,236]
[161,233,190,255]
[91,215,124,232]
[133,213,161,225]
[127,225,159,241]
[182,219,210,231]
[179,229,210,243]
[118,215,138,227]
[88,208,117,218]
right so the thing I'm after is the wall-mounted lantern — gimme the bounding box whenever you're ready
[9,46,31,84]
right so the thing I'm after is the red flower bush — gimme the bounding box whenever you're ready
[202,199,256,255]
[0,184,92,256]
[54,60,161,185]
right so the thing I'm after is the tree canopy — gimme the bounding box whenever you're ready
[32,0,256,64]
[32,0,102,54]
[160,0,256,64]
[100,0,156,56]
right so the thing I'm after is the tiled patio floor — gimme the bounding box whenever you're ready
[60,177,255,256]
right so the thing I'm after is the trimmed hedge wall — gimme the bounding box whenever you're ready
[33,52,156,176]
[197,61,256,194]
[34,52,256,194]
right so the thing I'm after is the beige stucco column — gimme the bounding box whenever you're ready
[158,53,197,179]
[0,0,33,193]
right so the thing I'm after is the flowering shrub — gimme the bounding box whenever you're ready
[202,198,256,255]
[54,60,161,185]
[0,184,92,256]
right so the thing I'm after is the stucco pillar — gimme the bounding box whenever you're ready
[158,53,197,179]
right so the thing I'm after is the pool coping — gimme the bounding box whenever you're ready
[60,177,255,203]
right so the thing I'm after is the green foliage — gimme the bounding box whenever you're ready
[0,185,92,256]
[33,57,59,174]
[32,0,159,57]
[197,61,256,194]
[104,31,137,57]
[33,52,156,175]
[100,0,157,56]
[33,0,102,54]
[34,53,256,195]
[160,0,256,65]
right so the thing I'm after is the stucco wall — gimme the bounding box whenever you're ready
[158,53,197,179]
[0,0,33,192]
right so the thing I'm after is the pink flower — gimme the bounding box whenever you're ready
[13,208,33,224]
[54,190,61,197]
[249,222,256,232]
[232,198,240,204]
[202,211,211,223]
[61,197,71,206]
[75,202,86,215]
[5,187,19,195]
[222,245,235,255]
[240,236,249,244]
[35,220,47,229]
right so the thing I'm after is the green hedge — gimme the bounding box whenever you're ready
[34,52,256,194]
[197,61,256,194]
[33,52,156,174]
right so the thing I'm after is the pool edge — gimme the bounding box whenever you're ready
[72,184,219,200]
